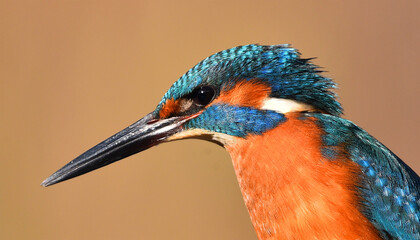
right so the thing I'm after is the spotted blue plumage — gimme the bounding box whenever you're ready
[185,104,286,137]
[315,113,420,239]
[155,44,342,116]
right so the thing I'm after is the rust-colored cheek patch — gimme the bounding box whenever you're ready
[213,79,271,108]
[159,98,181,118]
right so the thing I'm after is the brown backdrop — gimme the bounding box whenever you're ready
[1,1,419,239]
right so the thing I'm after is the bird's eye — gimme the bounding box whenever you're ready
[191,86,216,106]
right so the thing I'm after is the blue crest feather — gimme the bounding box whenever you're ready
[156,44,342,116]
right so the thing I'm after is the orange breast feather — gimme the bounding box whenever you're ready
[226,114,381,240]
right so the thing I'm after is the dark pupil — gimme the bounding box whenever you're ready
[194,86,215,106]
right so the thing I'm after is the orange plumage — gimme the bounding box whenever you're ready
[213,80,271,108]
[159,98,180,118]
[226,114,382,239]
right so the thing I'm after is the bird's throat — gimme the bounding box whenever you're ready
[226,114,381,240]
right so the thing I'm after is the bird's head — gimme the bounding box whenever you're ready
[42,44,342,186]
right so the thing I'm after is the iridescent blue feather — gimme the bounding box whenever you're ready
[315,113,420,239]
[156,44,342,116]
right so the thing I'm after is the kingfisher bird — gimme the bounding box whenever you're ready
[42,44,419,239]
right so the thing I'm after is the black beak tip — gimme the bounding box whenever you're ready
[41,174,61,187]
[41,179,51,187]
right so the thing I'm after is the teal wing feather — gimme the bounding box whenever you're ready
[314,113,420,240]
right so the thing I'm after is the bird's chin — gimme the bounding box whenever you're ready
[166,128,236,147]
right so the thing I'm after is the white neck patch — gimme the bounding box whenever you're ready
[261,98,314,113]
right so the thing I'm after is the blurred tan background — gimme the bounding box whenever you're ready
[1,1,419,239]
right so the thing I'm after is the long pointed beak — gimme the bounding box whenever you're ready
[42,113,188,187]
